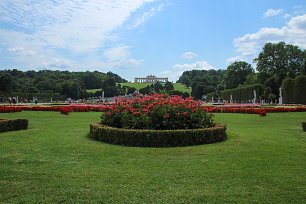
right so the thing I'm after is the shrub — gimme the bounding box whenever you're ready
[293,75,306,104]
[302,122,306,132]
[282,77,294,104]
[90,123,227,147]
[0,118,28,133]
[218,84,264,101]
[101,94,214,130]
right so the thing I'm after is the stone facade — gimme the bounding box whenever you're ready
[134,75,168,83]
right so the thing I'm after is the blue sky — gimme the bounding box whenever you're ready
[0,0,305,82]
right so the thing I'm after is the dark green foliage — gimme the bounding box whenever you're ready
[0,118,28,133]
[302,122,306,132]
[254,42,304,95]
[177,69,226,99]
[282,78,294,104]
[0,69,127,99]
[138,81,185,96]
[169,90,190,98]
[90,123,227,147]
[283,75,306,104]
[216,84,263,101]
[293,75,306,104]
[224,61,254,89]
[0,73,13,93]
[139,85,153,94]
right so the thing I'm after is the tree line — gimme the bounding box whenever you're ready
[177,42,306,101]
[0,69,127,100]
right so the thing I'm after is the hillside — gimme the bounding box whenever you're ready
[118,82,191,94]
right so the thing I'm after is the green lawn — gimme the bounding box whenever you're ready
[0,111,305,203]
[119,82,192,94]
[86,88,101,93]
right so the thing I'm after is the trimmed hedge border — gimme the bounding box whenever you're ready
[0,118,28,133]
[89,123,227,147]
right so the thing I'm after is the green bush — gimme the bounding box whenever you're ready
[293,75,306,104]
[302,122,306,132]
[219,84,263,101]
[89,123,227,147]
[102,94,214,130]
[0,119,28,133]
[282,78,294,104]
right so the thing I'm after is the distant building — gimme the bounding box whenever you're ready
[134,75,168,83]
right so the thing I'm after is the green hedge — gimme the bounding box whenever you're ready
[220,84,263,101]
[207,84,263,101]
[282,75,306,104]
[89,123,227,147]
[0,119,28,133]
[302,122,306,132]
[293,75,306,104]
[282,78,294,104]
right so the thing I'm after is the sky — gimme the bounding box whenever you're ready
[0,0,305,82]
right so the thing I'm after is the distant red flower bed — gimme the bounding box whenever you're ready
[1,101,306,118]
[204,106,306,116]
[0,104,110,114]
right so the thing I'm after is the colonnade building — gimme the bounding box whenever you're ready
[134,75,168,83]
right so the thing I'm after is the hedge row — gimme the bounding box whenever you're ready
[283,75,306,104]
[207,84,264,101]
[1,92,60,101]
[89,123,227,147]
[0,119,28,133]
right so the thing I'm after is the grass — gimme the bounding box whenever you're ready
[0,111,306,203]
[86,88,102,93]
[119,82,192,94]
[87,83,191,94]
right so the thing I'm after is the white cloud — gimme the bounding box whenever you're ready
[102,45,144,69]
[263,9,283,18]
[233,14,306,59]
[103,46,131,61]
[181,51,198,60]
[226,56,246,65]
[160,60,217,82]
[0,0,159,69]
[8,47,36,56]
[283,13,291,19]
[129,2,165,28]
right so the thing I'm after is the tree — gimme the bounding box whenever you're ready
[254,42,304,93]
[164,81,174,92]
[0,73,13,92]
[293,75,306,104]
[224,61,254,89]
[282,78,294,104]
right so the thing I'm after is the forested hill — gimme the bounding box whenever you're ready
[0,69,127,99]
[177,69,226,99]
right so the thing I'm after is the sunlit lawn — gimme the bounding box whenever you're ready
[0,111,305,203]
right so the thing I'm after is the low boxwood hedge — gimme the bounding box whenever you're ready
[89,123,227,147]
[0,118,28,133]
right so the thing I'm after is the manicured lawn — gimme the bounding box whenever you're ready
[0,111,305,203]
[86,88,101,93]
[118,82,191,94]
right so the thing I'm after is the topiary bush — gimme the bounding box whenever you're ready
[293,75,306,104]
[101,94,214,130]
[0,118,28,133]
[302,122,306,132]
[89,123,227,147]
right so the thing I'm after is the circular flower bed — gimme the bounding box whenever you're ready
[90,94,227,147]
[90,123,227,147]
